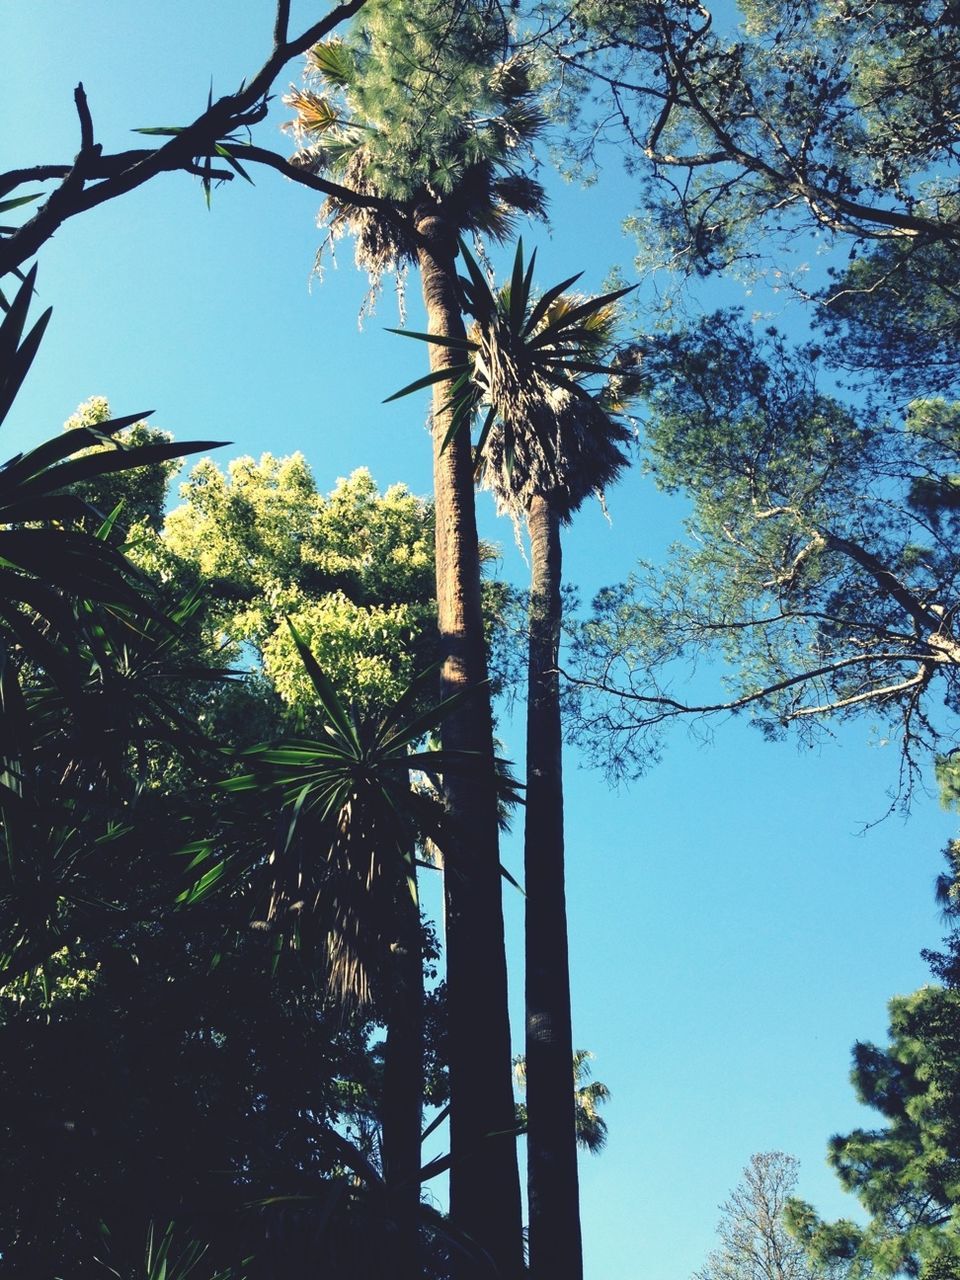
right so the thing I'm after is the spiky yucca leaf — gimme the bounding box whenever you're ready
[221,632,501,1006]
[388,240,640,520]
[457,240,638,521]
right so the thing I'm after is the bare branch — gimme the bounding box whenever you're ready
[0,0,371,278]
[560,649,942,724]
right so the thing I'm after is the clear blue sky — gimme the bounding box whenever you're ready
[3,5,956,1278]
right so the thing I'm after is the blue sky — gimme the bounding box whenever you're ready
[3,4,957,1278]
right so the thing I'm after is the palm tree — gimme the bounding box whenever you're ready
[425,241,638,1280]
[285,7,547,1272]
[514,1050,612,1156]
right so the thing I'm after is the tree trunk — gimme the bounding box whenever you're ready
[414,212,524,1279]
[524,493,582,1280]
[381,879,424,1278]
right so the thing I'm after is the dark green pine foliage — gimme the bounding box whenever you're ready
[785,845,960,1280]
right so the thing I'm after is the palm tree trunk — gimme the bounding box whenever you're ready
[381,878,424,1278]
[524,492,582,1280]
[415,212,524,1279]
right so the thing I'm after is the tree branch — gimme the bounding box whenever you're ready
[0,0,371,278]
[560,648,944,724]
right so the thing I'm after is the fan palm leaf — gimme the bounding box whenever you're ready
[284,20,548,283]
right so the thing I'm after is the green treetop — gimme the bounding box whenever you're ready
[161,456,436,711]
[786,983,960,1280]
[540,1,960,282]
[568,313,960,786]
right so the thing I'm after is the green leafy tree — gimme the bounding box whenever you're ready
[540,2,960,282]
[222,632,524,1279]
[284,5,550,1268]
[161,455,437,711]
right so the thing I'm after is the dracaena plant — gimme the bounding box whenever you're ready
[0,266,224,727]
[221,621,518,1006]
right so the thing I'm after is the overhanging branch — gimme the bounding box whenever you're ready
[0,0,374,278]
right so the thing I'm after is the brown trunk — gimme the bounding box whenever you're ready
[415,213,524,1279]
[381,879,424,1278]
[524,494,582,1280]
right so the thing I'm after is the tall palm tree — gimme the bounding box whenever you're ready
[418,241,638,1280]
[285,6,546,1272]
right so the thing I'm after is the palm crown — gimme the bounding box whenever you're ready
[391,240,641,521]
[284,0,548,283]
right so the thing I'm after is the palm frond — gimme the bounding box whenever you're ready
[451,240,639,521]
[222,641,516,1008]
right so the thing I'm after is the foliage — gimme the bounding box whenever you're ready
[221,630,465,1005]
[567,311,960,784]
[389,239,639,522]
[0,0,376,280]
[539,2,960,283]
[786,984,960,1280]
[513,1050,611,1154]
[781,844,960,1280]
[285,0,548,288]
[814,240,960,405]
[695,1153,823,1280]
[62,396,184,532]
[162,457,437,712]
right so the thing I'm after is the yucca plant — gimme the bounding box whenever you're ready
[222,624,467,1004]
[0,268,235,996]
[93,1219,250,1280]
[222,623,521,1278]
[0,267,224,735]
[392,239,639,1280]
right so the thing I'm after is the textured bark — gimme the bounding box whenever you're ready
[415,213,524,1279]
[381,883,424,1278]
[524,494,583,1280]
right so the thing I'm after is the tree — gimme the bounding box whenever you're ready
[539,2,960,284]
[222,640,453,1279]
[159,455,438,711]
[284,6,549,1270]
[697,1153,823,1280]
[785,986,960,1277]
[566,311,960,788]
[0,0,385,281]
[514,1049,612,1156]
[404,240,635,1279]
[780,840,960,1280]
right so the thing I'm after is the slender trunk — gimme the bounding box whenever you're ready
[524,494,582,1280]
[414,212,524,1279]
[381,881,424,1279]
